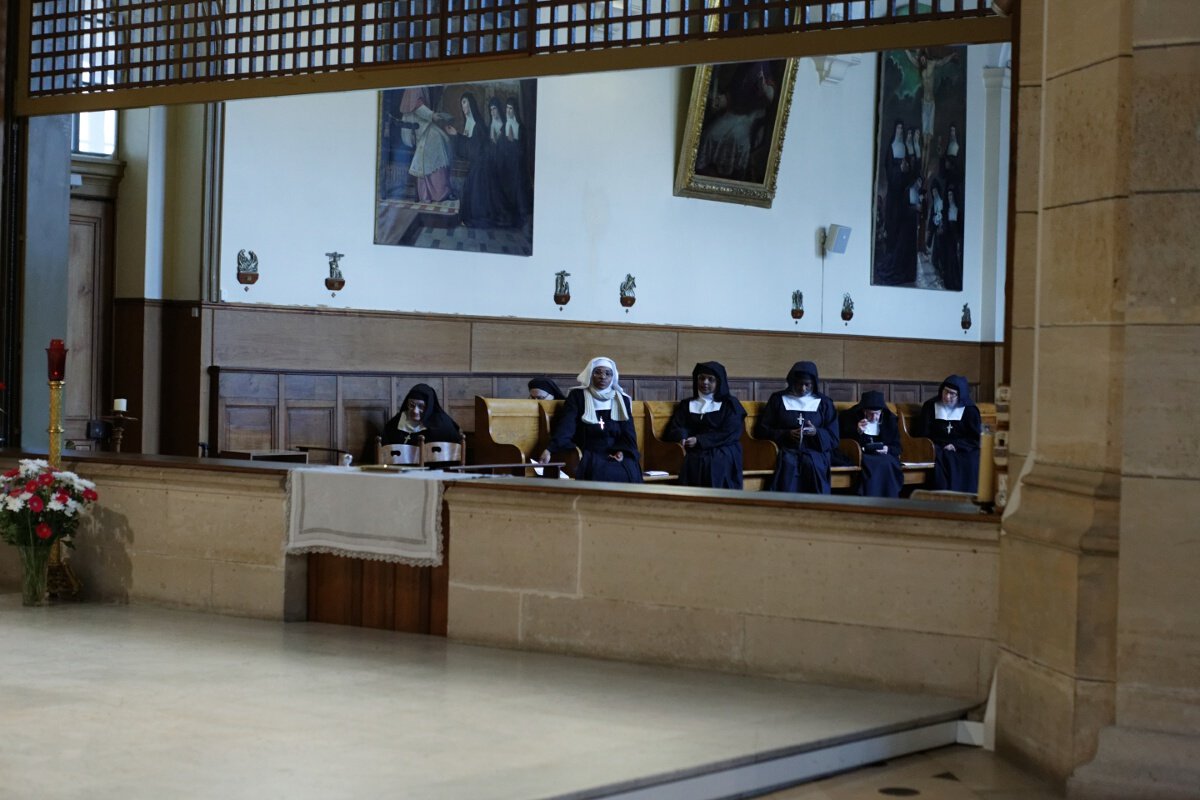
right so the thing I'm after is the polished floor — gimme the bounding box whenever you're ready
[0,596,1057,800]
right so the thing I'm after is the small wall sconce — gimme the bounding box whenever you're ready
[790,290,804,323]
[961,303,972,333]
[619,273,636,312]
[554,270,571,310]
[325,251,345,296]
[236,249,259,291]
[841,293,855,324]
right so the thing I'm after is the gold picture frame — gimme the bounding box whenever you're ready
[673,58,798,209]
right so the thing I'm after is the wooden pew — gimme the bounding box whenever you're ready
[641,401,685,480]
[472,397,559,473]
[895,401,997,503]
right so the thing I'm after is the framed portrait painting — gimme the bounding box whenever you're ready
[375,79,537,256]
[674,59,798,209]
[870,46,967,290]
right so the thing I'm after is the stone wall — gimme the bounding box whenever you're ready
[446,482,1001,700]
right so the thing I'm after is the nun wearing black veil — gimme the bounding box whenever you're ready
[839,390,904,498]
[538,357,643,483]
[381,383,462,447]
[754,361,839,494]
[914,374,981,493]
[527,377,565,400]
[663,361,746,489]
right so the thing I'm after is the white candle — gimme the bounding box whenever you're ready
[113,398,127,413]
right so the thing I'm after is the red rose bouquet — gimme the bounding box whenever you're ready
[1,458,99,604]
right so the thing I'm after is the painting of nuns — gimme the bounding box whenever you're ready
[871,46,966,291]
[375,79,537,256]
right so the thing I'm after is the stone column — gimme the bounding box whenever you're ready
[996,0,1127,782]
[999,0,1200,794]
[1067,2,1200,797]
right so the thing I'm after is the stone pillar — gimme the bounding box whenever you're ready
[996,0,1126,783]
[1067,2,1200,797]
[999,0,1200,794]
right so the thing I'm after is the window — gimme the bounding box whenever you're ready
[72,110,117,155]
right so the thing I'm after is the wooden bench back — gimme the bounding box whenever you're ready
[473,397,556,463]
[475,395,649,464]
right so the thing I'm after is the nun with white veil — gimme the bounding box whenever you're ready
[539,356,643,483]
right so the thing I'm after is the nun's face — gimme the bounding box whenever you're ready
[529,388,553,400]
[591,366,614,391]
[864,409,882,423]
[940,386,959,406]
[790,375,814,396]
[406,397,427,421]
[696,372,718,395]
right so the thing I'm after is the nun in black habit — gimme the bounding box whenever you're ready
[539,356,643,484]
[839,390,904,498]
[754,361,839,494]
[381,384,462,447]
[663,361,746,490]
[527,377,566,400]
[914,374,981,493]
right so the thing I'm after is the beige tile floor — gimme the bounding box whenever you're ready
[0,596,1057,800]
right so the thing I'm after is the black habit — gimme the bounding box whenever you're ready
[914,374,981,493]
[547,389,643,484]
[663,361,745,490]
[755,361,839,494]
[838,395,904,498]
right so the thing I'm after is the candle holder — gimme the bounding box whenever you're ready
[46,369,82,599]
[100,411,139,453]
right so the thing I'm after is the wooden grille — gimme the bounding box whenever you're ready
[27,0,994,99]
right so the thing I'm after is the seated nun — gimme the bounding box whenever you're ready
[755,361,840,494]
[914,374,981,493]
[538,356,643,483]
[527,377,566,400]
[381,383,462,450]
[838,390,903,498]
[662,361,745,489]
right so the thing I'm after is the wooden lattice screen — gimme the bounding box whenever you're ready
[26,0,994,101]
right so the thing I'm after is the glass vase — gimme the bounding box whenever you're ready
[17,545,51,606]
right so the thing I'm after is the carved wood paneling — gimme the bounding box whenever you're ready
[224,405,276,451]
[285,405,336,462]
[343,402,390,465]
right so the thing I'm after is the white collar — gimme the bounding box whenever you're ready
[782,395,821,412]
[934,403,965,421]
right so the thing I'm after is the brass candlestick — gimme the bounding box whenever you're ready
[46,378,81,599]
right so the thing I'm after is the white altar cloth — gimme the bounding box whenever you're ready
[286,468,475,566]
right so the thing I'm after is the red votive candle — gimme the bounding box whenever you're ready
[47,339,67,381]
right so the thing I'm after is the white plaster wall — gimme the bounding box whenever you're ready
[220,46,1008,341]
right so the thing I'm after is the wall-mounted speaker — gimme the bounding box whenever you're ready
[825,224,851,255]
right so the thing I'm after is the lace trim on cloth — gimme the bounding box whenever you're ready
[285,467,447,567]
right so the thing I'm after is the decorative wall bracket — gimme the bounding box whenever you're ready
[325,251,345,296]
[236,249,259,291]
[554,270,571,309]
[619,273,636,312]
